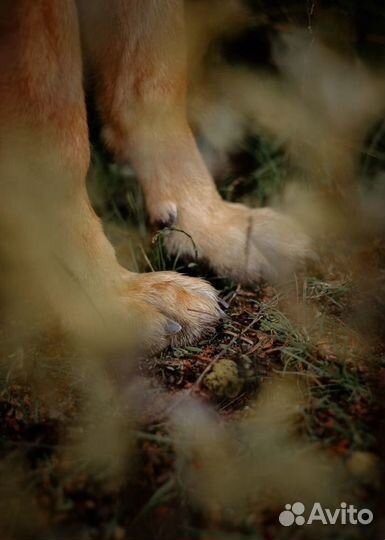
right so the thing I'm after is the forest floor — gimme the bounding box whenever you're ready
[0,142,384,540]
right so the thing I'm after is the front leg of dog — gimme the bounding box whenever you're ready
[0,0,221,355]
[84,0,310,284]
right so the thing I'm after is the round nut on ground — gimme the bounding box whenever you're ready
[347,451,380,485]
[203,359,243,398]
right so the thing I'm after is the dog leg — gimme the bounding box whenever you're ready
[81,0,311,284]
[0,0,221,353]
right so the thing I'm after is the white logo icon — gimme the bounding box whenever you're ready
[279,502,305,527]
[279,502,373,527]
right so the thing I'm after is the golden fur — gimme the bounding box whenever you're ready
[0,0,309,354]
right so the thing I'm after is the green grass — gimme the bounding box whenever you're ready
[253,287,376,450]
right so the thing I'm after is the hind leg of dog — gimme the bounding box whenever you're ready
[0,0,221,353]
[81,0,311,284]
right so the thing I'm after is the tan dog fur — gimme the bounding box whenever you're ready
[78,0,309,284]
[0,1,308,353]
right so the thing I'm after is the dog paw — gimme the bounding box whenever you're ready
[164,202,312,284]
[120,271,223,350]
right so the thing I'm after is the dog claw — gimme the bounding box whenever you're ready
[165,319,182,335]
